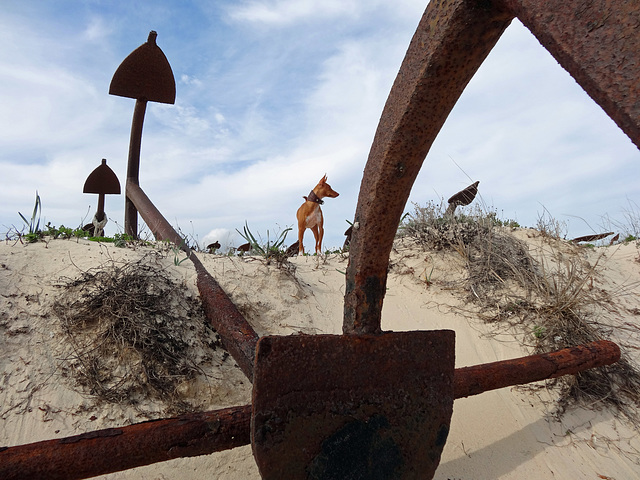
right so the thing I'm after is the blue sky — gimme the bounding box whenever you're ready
[2,1,639,251]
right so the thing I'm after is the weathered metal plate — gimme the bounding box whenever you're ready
[83,158,121,194]
[109,31,176,104]
[252,330,455,479]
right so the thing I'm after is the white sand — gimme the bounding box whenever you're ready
[1,233,639,479]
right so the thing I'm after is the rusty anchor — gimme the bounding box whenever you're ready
[253,0,633,478]
[82,158,121,236]
[251,331,455,479]
[0,340,619,480]
[109,30,176,238]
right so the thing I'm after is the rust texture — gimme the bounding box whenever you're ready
[497,0,640,148]
[109,31,176,238]
[126,182,188,248]
[251,331,456,479]
[454,340,620,399]
[83,159,121,196]
[123,100,147,237]
[190,253,259,381]
[343,0,513,335]
[448,181,479,208]
[109,30,176,104]
[127,182,259,380]
[0,341,619,479]
[0,405,251,480]
[446,180,480,216]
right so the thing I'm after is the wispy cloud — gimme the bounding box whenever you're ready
[226,0,362,25]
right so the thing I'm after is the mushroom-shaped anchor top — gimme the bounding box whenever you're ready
[83,158,121,196]
[446,180,479,216]
[109,30,176,238]
[109,30,176,104]
[83,159,121,234]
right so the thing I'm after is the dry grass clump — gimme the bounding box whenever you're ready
[400,202,640,424]
[399,201,493,251]
[52,251,222,415]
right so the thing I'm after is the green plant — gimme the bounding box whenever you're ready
[236,222,292,258]
[112,233,135,247]
[171,244,189,266]
[18,191,43,242]
[422,265,435,287]
[533,325,546,339]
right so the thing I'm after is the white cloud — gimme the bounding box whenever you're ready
[226,0,361,26]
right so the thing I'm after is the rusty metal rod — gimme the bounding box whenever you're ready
[343,0,513,335]
[126,181,187,248]
[496,0,640,148]
[0,405,251,480]
[126,182,259,380]
[190,253,259,381]
[0,341,619,480]
[454,339,620,399]
[124,99,147,238]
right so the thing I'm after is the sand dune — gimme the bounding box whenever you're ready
[1,232,639,479]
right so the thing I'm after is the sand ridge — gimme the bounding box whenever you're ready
[1,234,639,479]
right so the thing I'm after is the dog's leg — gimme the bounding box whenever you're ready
[310,225,321,255]
[297,224,306,255]
[316,222,324,254]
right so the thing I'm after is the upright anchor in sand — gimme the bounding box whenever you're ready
[82,158,121,237]
[109,31,176,238]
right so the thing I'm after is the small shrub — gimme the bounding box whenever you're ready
[236,221,294,267]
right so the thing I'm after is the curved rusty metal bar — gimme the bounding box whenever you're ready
[496,0,640,148]
[343,0,513,334]
[344,0,640,335]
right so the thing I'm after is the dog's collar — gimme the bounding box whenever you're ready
[305,190,324,205]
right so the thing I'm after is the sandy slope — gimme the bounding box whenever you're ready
[1,234,639,479]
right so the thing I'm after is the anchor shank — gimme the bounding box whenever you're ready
[124,98,147,237]
[127,182,260,380]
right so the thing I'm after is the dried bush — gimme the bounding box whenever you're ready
[52,252,222,415]
[400,201,640,425]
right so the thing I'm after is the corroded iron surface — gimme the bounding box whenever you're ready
[0,405,251,480]
[251,331,456,479]
[110,31,176,237]
[343,0,513,335]
[191,253,260,381]
[448,181,479,207]
[497,0,640,148]
[0,340,620,479]
[109,31,176,104]
[454,340,621,399]
[83,158,121,226]
[82,159,121,195]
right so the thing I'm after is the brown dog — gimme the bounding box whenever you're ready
[296,175,339,255]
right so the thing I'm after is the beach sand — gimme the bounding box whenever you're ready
[1,232,639,479]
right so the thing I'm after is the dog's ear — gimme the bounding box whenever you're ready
[320,174,327,184]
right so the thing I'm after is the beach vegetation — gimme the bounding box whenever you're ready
[17,191,43,242]
[236,221,295,268]
[52,252,221,416]
[399,200,640,426]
